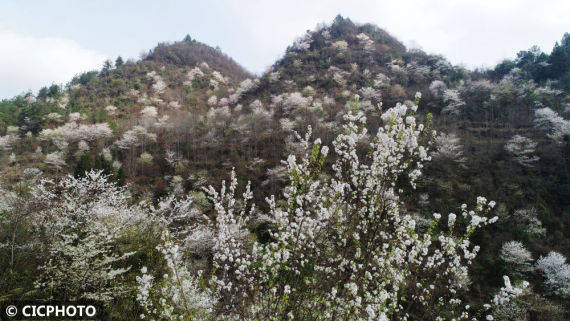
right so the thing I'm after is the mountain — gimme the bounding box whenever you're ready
[0,15,569,319]
[144,36,252,80]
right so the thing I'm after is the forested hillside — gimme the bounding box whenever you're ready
[0,15,568,320]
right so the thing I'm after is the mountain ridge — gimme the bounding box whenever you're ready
[0,15,569,318]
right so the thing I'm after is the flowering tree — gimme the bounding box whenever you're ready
[44,151,66,170]
[504,135,539,168]
[137,231,218,320]
[293,32,313,51]
[432,132,466,165]
[535,251,570,298]
[184,67,205,85]
[137,96,520,320]
[429,80,447,96]
[359,87,382,103]
[105,105,117,115]
[332,40,348,52]
[141,106,158,119]
[33,171,149,302]
[148,71,167,94]
[115,126,157,150]
[500,241,533,272]
[207,95,218,106]
[442,89,465,115]
[236,79,259,97]
[40,122,113,145]
[534,107,570,142]
[0,134,19,151]
[486,276,530,320]
[511,208,546,236]
[138,152,154,166]
[357,33,375,53]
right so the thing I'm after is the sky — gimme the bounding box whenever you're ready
[0,0,568,99]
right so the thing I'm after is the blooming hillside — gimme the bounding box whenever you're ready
[0,14,569,320]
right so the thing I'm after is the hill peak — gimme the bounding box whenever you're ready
[144,36,252,81]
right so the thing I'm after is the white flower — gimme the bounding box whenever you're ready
[448,213,456,227]
[536,251,570,297]
[500,241,532,270]
[504,135,539,167]
[141,106,158,118]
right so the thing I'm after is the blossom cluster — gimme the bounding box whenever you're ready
[504,135,539,167]
[535,251,570,297]
[115,126,157,150]
[534,107,570,142]
[136,95,510,320]
[39,121,113,149]
[32,171,148,302]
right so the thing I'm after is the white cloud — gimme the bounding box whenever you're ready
[0,27,107,98]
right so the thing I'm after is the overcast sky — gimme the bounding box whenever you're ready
[0,0,568,99]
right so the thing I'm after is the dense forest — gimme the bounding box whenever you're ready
[0,15,569,320]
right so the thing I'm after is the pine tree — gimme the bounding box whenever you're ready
[115,56,124,68]
[74,154,91,178]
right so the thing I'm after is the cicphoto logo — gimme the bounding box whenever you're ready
[1,301,104,320]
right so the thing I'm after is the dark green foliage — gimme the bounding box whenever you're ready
[15,100,60,134]
[115,56,124,68]
[70,71,98,86]
[100,59,113,77]
[0,98,24,132]
[116,166,126,186]
[74,154,92,178]
[498,33,570,88]
[547,33,570,80]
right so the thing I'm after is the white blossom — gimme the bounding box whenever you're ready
[432,133,465,164]
[115,126,157,150]
[536,251,570,297]
[442,89,465,115]
[207,95,218,106]
[236,78,259,97]
[332,40,348,52]
[356,33,374,53]
[504,135,539,167]
[429,80,447,96]
[105,105,117,115]
[180,95,499,320]
[0,134,19,150]
[44,151,66,169]
[534,107,570,142]
[33,171,147,302]
[500,241,533,271]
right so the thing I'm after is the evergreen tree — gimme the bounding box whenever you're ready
[74,154,92,178]
[115,56,124,68]
[116,166,126,186]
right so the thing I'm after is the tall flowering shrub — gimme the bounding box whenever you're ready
[139,96,518,320]
[504,135,539,168]
[33,171,149,302]
[499,241,533,272]
[137,232,218,320]
[535,251,570,298]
